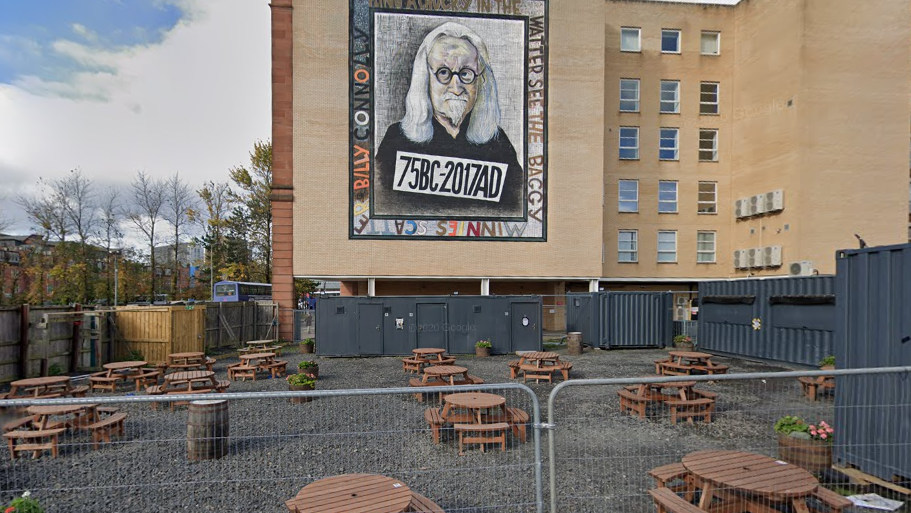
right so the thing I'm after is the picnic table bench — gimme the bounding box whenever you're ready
[797,375,835,401]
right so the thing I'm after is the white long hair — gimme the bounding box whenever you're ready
[401,22,501,145]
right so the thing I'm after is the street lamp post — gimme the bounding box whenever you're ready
[112,250,121,307]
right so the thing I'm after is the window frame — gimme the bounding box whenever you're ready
[657,230,678,263]
[618,179,639,213]
[659,127,680,161]
[620,27,642,53]
[697,231,717,264]
[697,181,718,215]
[658,180,678,214]
[699,128,719,162]
[660,80,681,114]
[661,29,681,54]
[619,78,640,113]
[618,230,639,263]
[700,82,720,115]
[701,31,721,56]
[619,126,640,160]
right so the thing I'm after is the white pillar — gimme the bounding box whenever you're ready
[367,278,376,297]
[480,278,490,296]
[589,279,600,292]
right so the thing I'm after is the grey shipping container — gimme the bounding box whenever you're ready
[315,295,543,356]
[697,276,835,366]
[834,242,911,482]
[565,292,673,348]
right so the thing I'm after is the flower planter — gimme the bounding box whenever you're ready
[777,433,832,472]
[674,341,695,351]
[299,364,319,379]
[300,343,314,354]
[289,382,315,404]
[475,346,491,357]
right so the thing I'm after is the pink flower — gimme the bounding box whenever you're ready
[820,433,828,439]
[809,425,816,431]
[6,507,16,513]
[810,430,818,436]
[826,427,834,433]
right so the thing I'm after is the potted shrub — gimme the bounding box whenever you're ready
[298,360,319,379]
[774,415,834,472]
[301,338,315,354]
[818,355,835,370]
[475,339,492,357]
[287,373,316,404]
[673,334,694,351]
[5,491,43,513]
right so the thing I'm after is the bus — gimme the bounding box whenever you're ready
[213,281,272,302]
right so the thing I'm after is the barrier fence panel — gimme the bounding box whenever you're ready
[546,367,911,513]
[292,309,314,342]
[0,383,542,513]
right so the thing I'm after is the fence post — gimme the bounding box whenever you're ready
[218,302,223,349]
[18,304,29,379]
[70,304,82,372]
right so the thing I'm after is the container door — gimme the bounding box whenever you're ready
[416,303,447,350]
[510,302,541,352]
[357,304,384,355]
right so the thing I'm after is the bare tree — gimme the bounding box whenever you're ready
[126,171,166,299]
[17,177,70,241]
[0,202,10,233]
[163,173,198,295]
[59,169,98,302]
[97,187,122,304]
[193,181,234,292]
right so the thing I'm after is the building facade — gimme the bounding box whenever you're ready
[270,0,911,340]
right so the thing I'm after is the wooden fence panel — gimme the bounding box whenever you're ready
[0,307,20,382]
[28,306,78,378]
[170,307,206,354]
[112,307,172,364]
[203,302,278,349]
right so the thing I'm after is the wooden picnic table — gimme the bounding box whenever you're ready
[422,365,469,386]
[633,380,697,401]
[240,352,276,371]
[27,404,99,430]
[682,450,818,512]
[413,348,446,360]
[442,392,506,424]
[163,371,219,391]
[285,473,413,513]
[8,376,73,399]
[103,360,147,378]
[669,351,714,365]
[518,351,560,365]
[246,340,274,348]
[169,352,205,362]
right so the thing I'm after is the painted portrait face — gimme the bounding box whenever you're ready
[427,35,481,131]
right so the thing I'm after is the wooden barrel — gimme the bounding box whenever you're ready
[567,332,583,355]
[777,433,832,472]
[187,400,229,460]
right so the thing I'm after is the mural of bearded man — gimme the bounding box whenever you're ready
[374,21,524,218]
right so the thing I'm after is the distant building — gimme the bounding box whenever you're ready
[152,243,205,267]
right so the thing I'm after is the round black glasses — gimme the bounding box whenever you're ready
[431,66,481,85]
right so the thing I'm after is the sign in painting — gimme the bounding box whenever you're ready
[350,0,547,240]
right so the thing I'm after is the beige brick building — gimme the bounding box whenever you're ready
[270,0,911,340]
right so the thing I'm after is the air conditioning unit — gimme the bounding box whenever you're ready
[747,248,761,268]
[764,190,784,212]
[733,250,748,269]
[755,194,769,215]
[675,307,689,321]
[789,261,814,276]
[762,246,782,267]
[677,297,689,306]
[748,196,760,216]
[735,199,749,219]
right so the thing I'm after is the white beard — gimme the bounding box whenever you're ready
[443,98,468,127]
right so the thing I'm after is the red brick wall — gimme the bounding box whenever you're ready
[270,0,295,341]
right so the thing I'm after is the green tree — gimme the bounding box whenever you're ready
[227,140,272,284]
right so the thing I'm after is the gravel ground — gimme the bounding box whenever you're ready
[0,345,857,513]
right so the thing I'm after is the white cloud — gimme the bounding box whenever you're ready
[72,23,100,43]
[0,1,271,238]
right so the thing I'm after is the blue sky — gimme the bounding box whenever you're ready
[0,1,271,237]
[0,0,189,99]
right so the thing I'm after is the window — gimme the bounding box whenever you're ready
[701,31,720,55]
[619,127,639,160]
[657,231,677,263]
[700,82,719,115]
[620,79,640,112]
[661,29,681,53]
[621,27,641,52]
[698,182,717,214]
[659,181,678,213]
[699,129,719,161]
[660,128,679,161]
[660,81,680,113]
[618,230,638,262]
[619,180,639,212]
[697,231,717,263]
